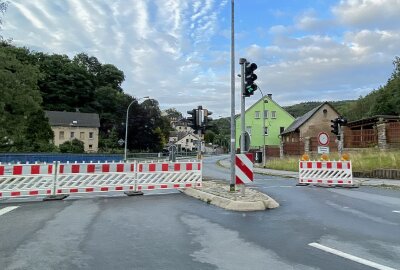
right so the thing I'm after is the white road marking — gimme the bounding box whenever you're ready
[0,206,19,217]
[309,242,397,270]
[393,210,400,213]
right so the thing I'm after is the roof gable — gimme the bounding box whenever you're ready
[281,102,339,135]
[235,95,295,120]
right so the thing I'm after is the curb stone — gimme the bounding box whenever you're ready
[181,181,279,212]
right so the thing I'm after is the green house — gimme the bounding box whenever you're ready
[235,94,295,149]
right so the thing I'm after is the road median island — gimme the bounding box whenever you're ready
[181,180,279,211]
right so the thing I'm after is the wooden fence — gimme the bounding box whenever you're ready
[344,129,377,148]
[387,122,400,146]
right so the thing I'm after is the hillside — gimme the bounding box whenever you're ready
[283,100,355,118]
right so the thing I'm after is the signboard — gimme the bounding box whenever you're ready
[318,146,330,154]
[318,132,330,146]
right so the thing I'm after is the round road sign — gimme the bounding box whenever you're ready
[318,132,330,146]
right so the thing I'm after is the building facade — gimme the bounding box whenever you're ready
[235,94,295,149]
[45,111,100,153]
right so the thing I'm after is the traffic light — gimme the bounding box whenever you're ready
[203,109,213,130]
[244,62,258,97]
[187,109,198,131]
[338,117,348,126]
[331,118,339,135]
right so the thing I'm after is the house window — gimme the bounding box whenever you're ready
[59,131,64,140]
[246,126,252,136]
[191,139,193,142]
[186,139,189,143]
[264,127,268,136]
[89,132,94,139]
[70,132,75,138]
[89,144,93,150]
[280,127,285,134]
[264,110,269,118]
[323,109,328,117]
[255,111,260,119]
[271,111,276,118]
[80,132,85,140]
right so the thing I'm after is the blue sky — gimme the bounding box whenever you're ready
[1,0,400,117]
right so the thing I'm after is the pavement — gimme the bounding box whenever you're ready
[218,158,400,187]
[0,155,399,270]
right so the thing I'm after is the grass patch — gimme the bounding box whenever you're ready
[266,150,400,172]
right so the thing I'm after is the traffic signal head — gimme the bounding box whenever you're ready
[204,109,213,127]
[330,118,339,135]
[338,117,348,126]
[187,109,198,131]
[244,62,258,97]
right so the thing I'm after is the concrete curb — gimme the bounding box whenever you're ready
[181,187,279,212]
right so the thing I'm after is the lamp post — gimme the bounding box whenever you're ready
[124,96,149,161]
[258,88,267,167]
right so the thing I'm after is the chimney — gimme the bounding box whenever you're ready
[267,94,272,99]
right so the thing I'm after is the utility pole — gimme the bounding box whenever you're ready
[229,0,236,192]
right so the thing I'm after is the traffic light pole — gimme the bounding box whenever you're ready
[197,129,202,160]
[239,58,247,154]
[338,124,343,156]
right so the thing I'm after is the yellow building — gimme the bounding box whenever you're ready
[45,111,100,153]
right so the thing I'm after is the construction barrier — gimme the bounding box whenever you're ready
[298,160,353,185]
[0,160,202,199]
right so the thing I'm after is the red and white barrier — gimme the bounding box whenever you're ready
[299,161,353,185]
[0,160,202,199]
[235,154,254,185]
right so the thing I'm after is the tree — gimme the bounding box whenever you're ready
[164,108,183,121]
[0,43,51,152]
[204,130,216,144]
[59,139,85,153]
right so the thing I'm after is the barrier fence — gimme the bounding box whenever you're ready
[299,160,353,186]
[0,160,202,199]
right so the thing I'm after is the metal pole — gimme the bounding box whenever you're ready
[124,100,134,162]
[198,130,202,160]
[258,89,266,167]
[338,125,343,156]
[229,0,236,192]
[124,96,149,162]
[239,58,246,154]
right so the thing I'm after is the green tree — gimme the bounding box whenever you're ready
[59,139,85,153]
[164,108,183,121]
[0,43,53,152]
[204,130,216,144]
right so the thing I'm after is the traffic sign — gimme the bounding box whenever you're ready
[318,132,330,146]
[118,139,124,146]
[235,153,254,184]
[318,146,330,154]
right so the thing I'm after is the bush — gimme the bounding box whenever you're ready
[59,139,85,153]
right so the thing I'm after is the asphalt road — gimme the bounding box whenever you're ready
[0,155,399,270]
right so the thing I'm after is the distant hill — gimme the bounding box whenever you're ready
[283,100,355,118]
[284,57,400,121]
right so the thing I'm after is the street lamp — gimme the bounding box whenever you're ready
[124,96,149,161]
[258,88,267,167]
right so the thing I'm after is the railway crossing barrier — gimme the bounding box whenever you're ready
[298,160,354,186]
[0,160,202,200]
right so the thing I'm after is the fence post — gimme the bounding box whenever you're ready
[279,140,284,159]
[43,161,69,201]
[125,160,143,196]
[377,118,388,150]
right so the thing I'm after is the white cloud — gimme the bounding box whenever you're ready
[332,0,400,29]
